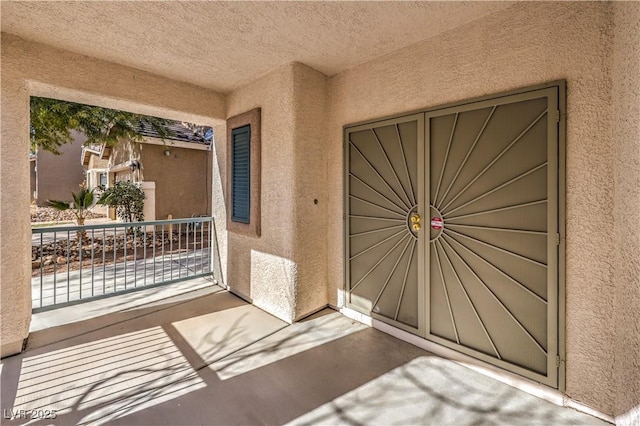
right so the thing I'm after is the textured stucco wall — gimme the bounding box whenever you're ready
[87,155,109,172]
[108,140,211,219]
[0,2,513,93]
[224,64,298,321]
[139,144,212,219]
[223,63,329,322]
[35,130,86,206]
[109,138,142,171]
[29,160,36,202]
[211,122,228,287]
[327,2,622,416]
[291,65,329,319]
[0,34,224,357]
[0,47,31,357]
[611,3,640,424]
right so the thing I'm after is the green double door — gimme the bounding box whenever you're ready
[345,85,561,387]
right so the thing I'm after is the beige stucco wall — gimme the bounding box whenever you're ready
[0,38,31,357]
[87,154,109,172]
[29,159,36,202]
[223,63,297,322]
[210,122,228,288]
[35,130,86,206]
[290,65,329,319]
[222,62,328,322]
[0,33,224,357]
[141,144,212,220]
[1,3,637,420]
[326,2,636,418]
[611,2,640,424]
[107,140,212,219]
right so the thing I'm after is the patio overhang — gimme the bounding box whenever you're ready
[1,2,639,425]
[0,2,515,93]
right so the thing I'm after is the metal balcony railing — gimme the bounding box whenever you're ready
[31,217,216,312]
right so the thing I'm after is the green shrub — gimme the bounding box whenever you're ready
[98,181,145,223]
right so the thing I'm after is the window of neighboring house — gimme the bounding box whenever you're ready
[226,108,261,237]
[99,172,108,187]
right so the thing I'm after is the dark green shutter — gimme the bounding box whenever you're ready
[231,125,251,223]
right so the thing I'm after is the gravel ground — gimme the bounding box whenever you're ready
[32,231,210,276]
[31,205,106,223]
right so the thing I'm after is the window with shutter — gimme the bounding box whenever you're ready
[226,108,261,237]
[231,125,251,223]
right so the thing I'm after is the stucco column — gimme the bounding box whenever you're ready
[223,63,330,322]
[0,57,32,357]
[611,2,640,424]
[1,34,225,357]
[140,181,156,223]
[291,64,329,320]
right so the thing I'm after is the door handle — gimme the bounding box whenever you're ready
[410,213,421,231]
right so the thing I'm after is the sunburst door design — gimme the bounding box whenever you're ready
[426,88,559,385]
[345,85,561,387]
[346,115,424,333]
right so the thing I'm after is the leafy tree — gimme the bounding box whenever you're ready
[30,97,171,155]
[98,181,145,224]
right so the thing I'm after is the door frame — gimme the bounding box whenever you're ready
[343,80,566,390]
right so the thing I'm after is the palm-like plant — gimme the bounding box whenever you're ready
[46,184,95,239]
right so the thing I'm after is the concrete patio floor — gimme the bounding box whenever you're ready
[1,283,607,425]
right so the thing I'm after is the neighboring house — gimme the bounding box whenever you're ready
[81,123,213,221]
[2,3,640,424]
[82,145,108,191]
[30,130,86,206]
[80,144,109,215]
[28,154,36,202]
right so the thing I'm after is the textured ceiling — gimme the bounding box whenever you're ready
[1,1,513,93]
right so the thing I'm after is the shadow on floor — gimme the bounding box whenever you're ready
[1,290,607,425]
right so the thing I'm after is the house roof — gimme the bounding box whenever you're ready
[81,146,101,166]
[136,121,212,146]
[81,122,211,165]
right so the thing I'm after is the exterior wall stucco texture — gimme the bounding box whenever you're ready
[1,4,637,420]
[0,2,513,93]
[0,34,225,357]
[87,155,109,171]
[35,130,87,206]
[224,64,299,322]
[291,65,329,320]
[211,122,229,287]
[326,2,623,416]
[223,63,329,322]
[139,144,212,219]
[0,57,31,358]
[29,160,37,202]
[611,3,640,424]
[109,140,212,219]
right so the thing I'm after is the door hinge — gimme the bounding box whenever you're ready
[555,110,561,123]
[556,233,560,245]
[556,355,563,368]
